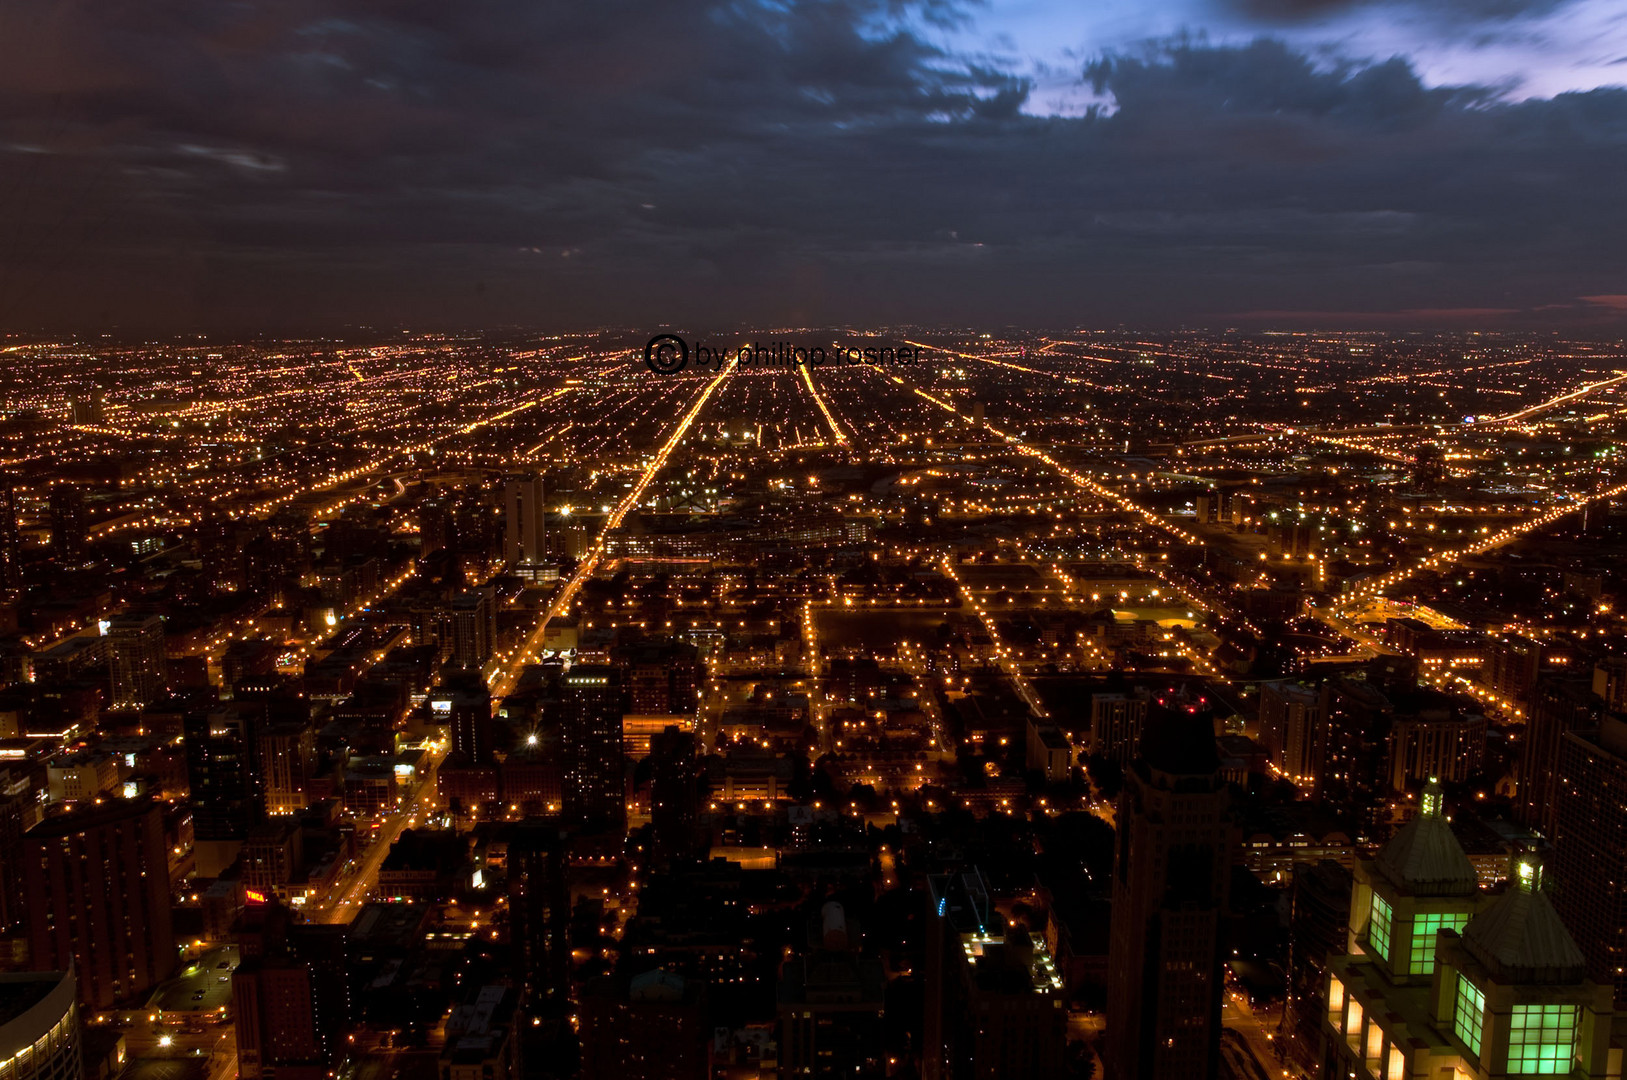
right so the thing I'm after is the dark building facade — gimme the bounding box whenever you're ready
[1105,712,1235,1080]
[555,666,626,826]
[1520,677,1605,838]
[1552,714,1627,1007]
[23,799,177,1009]
[580,969,708,1080]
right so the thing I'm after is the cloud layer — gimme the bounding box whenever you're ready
[0,0,1624,331]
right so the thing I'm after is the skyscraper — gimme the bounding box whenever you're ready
[1283,860,1351,1069]
[924,867,1066,1080]
[451,587,495,671]
[185,702,262,845]
[233,899,349,1080]
[0,970,82,1080]
[1594,659,1627,713]
[555,666,626,826]
[1521,678,1605,838]
[581,969,709,1080]
[419,496,454,557]
[104,614,168,711]
[23,799,177,1009]
[1317,677,1394,825]
[47,485,86,562]
[1485,634,1544,709]
[258,721,317,817]
[1326,841,1615,1080]
[1551,714,1627,1006]
[1258,680,1322,787]
[1089,689,1150,766]
[503,473,546,579]
[0,477,20,590]
[449,683,495,767]
[506,821,569,1005]
[777,904,886,1079]
[1105,710,1234,1080]
[648,726,698,865]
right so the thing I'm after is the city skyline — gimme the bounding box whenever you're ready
[4,2,1627,1080]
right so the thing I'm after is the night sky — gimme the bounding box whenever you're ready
[2,0,1625,333]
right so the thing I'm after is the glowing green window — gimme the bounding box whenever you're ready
[1453,977,1485,1058]
[1508,1005,1578,1074]
[1410,913,1470,974]
[1369,894,1393,963]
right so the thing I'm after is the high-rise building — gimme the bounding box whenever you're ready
[1389,705,1487,791]
[1520,678,1604,837]
[419,497,454,557]
[1552,714,1627,1006]
[1326,841,1615,1080]
[69,392,104,425]
[0,770,40,934]
[258,722,317,817]
[0,477,20,590]
[449,684,495,767]
[580,969,708,1080]
[1485,635,1545,710]
[777,904,886,1079]
[0,970,82,1080]
[1089,689,1150,766]
[923,868,1066,1080]
[1318,677,1394,824]
[185,702,262,841]
[1105,710,1234,1080]
[1283,860,1351,1069]
[503,473,546,580]
[242,820,304,897]
[618,642,703,716]
[555,667,626,826]
[450,588,495,671]
[47,486,86,562]
[505,822,569,1006]
[1258,680,1322,786]
[1594,659,1627,713]
[23,799,177,1009]
[234,900,349,1080]
[648,726,698,865]
[104,614,168,711]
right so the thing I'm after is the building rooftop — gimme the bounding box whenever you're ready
[1374,780,1479,897]
[0,974,65,1029]
[1462,868,1588,984]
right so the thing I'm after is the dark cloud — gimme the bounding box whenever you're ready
[0,0,1623,331]
[1226,0,1573,25]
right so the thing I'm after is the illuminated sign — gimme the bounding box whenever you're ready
[245,889,268,904]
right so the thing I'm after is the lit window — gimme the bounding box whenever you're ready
[1410,913,1470,975]
[1508,1005,1578,1074]
[1454,977,1485,1058]
[1369,894,1394,964]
